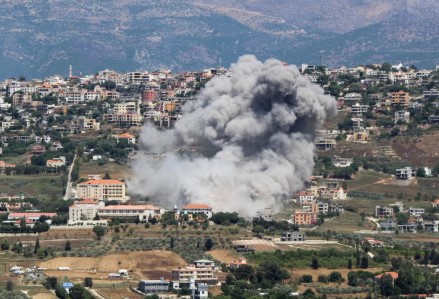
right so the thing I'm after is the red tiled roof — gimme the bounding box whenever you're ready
[77,199,98,204]
[99,205,159,211]
[375,272,399,280]
[183,204,212,210]
[9,212,57,218]
[118,133,135,138]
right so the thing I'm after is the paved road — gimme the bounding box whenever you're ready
[63,154,77,201]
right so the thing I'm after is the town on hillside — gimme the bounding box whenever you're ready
[0,62,439,299]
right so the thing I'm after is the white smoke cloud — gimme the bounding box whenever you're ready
[129,55,336,217]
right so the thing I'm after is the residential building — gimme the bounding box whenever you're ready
[424,221,439,233]
[182,204,213,219]
[432,199,439,208]
[98,205,164,221]
[389,202,404,212]
[76,117,100,130]
[314,138,336,150]
[344,92,362,101]
[408,207,425,217]
[280,231,306,242]
[106,113,143,127]
[46,156,66,167]
[374,272,398,285]
[0,160,16,174]
[292,210,317,225]
[379,219,396,231]
[333,156,353,168]
[229,258,247,269]
[351,103,369,115]
[363,238,385,248]
[351,131,370,142]
[193,260,215,270]
[297,191,316,205]
[31,144,45,155]
[114,133,136,144]
[395,167,416,180]
[394,110,410,124]
[68,199,105,223]
[375,206,394,218]
[76,179,128,201]
[390,91,410,106]
[138,279,170,294]
[7,212,57,223]
[171,266,218,285]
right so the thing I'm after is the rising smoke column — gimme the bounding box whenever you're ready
[129,55,337,217]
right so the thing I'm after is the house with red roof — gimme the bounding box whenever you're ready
[375,272,399,285]
[114,133,136,144]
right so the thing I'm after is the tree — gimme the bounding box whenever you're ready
[69,284,91,299]
[231,264,255,281]
[44,277,58,289]
[302,288,315,299]
[103,171,111,179]
[6,280,13,291]
[348,258,353,269]
[311,256,319,269]
[416,168,426,177]
[92,226,107,240]
[302,275,313,283]
[1,239,9,250]
[252,225,264,237]
[380,274,395,297]
[204,238,214,251]
[65,240,71,251]
[34,238,40,254]
[329,271,343,283]
[84,277,93,288]
[360,255,369,269]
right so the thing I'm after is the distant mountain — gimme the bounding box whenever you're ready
[0,0,438,79]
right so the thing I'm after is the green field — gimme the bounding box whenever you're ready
[0,175,64,200]
[78,161,130,181]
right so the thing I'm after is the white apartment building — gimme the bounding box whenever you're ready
[97,204,164,221]
[76,179,128,201]
[351,103,369,115]
[409,207,426,217]
[394,111,410,124]
[113,102,139,114]
[69,199,105,223]
[171,266,218,284]
[182,204,213,219]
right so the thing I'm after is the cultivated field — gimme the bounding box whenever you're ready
[39,251,186,282]
[96,288,143,299]
[79,161,131,180]
[0,174,64,200]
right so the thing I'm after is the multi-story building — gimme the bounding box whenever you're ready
[292,210,317,225]
[390,91,410,106]
[171,266,218,285]
[113,102,139,114]
[408,207,425,217]
[314,138,336,150]
[182,204,213,219]
[375,206,394,218]
[394,110,410,124]
[297,191,316,205]
[106,113,143,127]
[351,103,369,115]
[395,167,416,180]
[98,204,164,221]
[281,231,306,242]
[76,117,100,130]
[69,199,105,223]
[138,279,170,294]
[76,179,128,201]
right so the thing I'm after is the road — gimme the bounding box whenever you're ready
[63,154,77,201]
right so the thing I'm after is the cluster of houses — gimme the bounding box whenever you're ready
[303,63,439,152]
[291,178,346,225]
[138,259,222,297]
[376,201,439,233]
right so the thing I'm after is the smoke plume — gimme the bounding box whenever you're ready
[129,55,336,217]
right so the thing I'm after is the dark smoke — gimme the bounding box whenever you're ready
[129,55,336,216]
